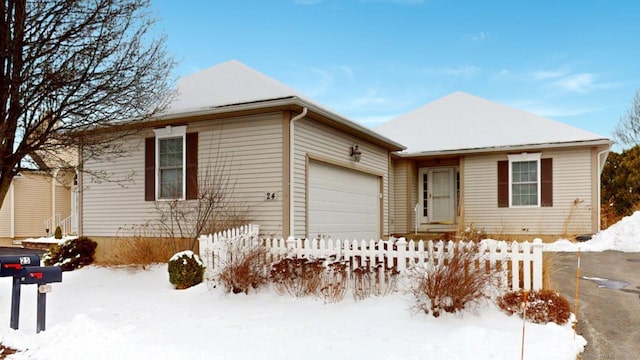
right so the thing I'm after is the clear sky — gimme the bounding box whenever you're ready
[152,0,640,147]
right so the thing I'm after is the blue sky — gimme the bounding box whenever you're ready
[153,0,640,147]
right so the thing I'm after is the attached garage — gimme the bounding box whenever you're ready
[308,161,380,240]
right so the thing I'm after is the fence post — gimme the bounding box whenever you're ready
[532,238,544,290]
[396,238,407,272]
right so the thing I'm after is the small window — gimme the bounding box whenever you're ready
[158,137,184,198]
[154,126,187,200]
[508,153,541,207]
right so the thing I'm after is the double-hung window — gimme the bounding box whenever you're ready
[498,153,552,208]
[509,153,541,207]
[154,126,186,200]
[145,126,198,202]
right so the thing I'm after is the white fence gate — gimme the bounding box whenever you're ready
[198,224,544,291]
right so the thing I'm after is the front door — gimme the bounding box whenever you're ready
[419,168,456,224]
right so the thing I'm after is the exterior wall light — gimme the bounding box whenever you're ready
[350,144,362,162]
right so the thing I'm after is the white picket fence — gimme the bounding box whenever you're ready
[198,224,544,291]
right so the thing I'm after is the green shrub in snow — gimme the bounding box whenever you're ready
[44,237,98,271]
[168,251,205,289]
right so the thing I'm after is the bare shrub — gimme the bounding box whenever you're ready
[352,262,400,301]
[408,249,496,317]
[456,223,487,242]
[154,154,249,253]
[106,224,177,267]
[270,258,324,297]
[216,239,269,294]
[497,290,571,325]
[320,260,348,303]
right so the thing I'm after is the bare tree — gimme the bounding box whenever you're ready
[0,0,175,206]
[614,90,640,148]
[155,154,249,252]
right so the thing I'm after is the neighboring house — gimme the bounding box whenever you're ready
[0,168,77,245]
[375,92,612,239]
[78,60,405,259]
[78,61,612,260]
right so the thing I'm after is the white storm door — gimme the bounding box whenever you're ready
[419,168,456,224]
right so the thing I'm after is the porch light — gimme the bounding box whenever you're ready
[350,144,362,162]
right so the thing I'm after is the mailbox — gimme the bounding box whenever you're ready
[0,255,40,277]
[19,266,62,285]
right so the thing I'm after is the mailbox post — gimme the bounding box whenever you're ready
[0,255,41,330]
[19,266,62,333]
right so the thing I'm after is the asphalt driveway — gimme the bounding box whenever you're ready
[551,251,640,359]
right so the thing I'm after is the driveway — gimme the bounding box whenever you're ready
[0,247,46,257]
[551,251,640,359]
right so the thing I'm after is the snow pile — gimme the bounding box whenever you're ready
[545,211,640,252]
[0,266,585,360]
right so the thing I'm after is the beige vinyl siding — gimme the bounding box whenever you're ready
[0,183,12,237]
[55,184,71,224]
[14,173,52,237]
[408,161,418,232]
[388,155,395,235]
[463,148,594,236]
[295,118,391,238]
[83,113,285,237]
[392,159,409,234]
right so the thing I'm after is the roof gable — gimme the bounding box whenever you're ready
[374,92,609,154]
[165,60,313,114]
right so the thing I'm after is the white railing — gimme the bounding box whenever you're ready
[60,214,74,235]
[44,214,61,235]
[44,213,77,236]
[198,225,544,291]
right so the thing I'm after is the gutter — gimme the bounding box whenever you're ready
[289,107,308,239]
[395,139,613,158]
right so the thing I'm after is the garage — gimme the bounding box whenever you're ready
[308,161,380,240]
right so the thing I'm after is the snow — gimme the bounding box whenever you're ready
[8,212,640,359]
[169,250,203,266]
[164,60,318,115]
[544,211,640,252]
[0,266,584,359]
[374,92,609,154]
[20,235,77,245]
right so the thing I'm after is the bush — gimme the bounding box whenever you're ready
[168,251,205,289]
[408,249,496,317]
[270,257,324,297]
[216,239,269,294]
[320,260,348,303]
[352,261,400,301]
[54,226,62,239]
[44,237,97,271]
[497,290,571,325]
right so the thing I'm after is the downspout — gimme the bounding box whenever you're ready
[596,147,610,231]
[289,107,308,239]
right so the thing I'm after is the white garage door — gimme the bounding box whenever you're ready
[308,161,380,240]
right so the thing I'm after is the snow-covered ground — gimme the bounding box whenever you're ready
[544,211,640,252]
[1,211,638,359]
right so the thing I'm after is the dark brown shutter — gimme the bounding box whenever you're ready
[144,137,155,201]
[541,158,553,207]
[497,160,509,208]
[185,132,198,200]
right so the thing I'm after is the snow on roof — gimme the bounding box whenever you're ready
[374,92,610,154]
[165,60,317,114]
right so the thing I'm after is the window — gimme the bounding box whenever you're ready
[158,136,184,199]
[145,126,198,201]
[497,154,552,208]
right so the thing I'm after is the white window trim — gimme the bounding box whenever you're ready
[507,152,541,208]
[154,125,187,200]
